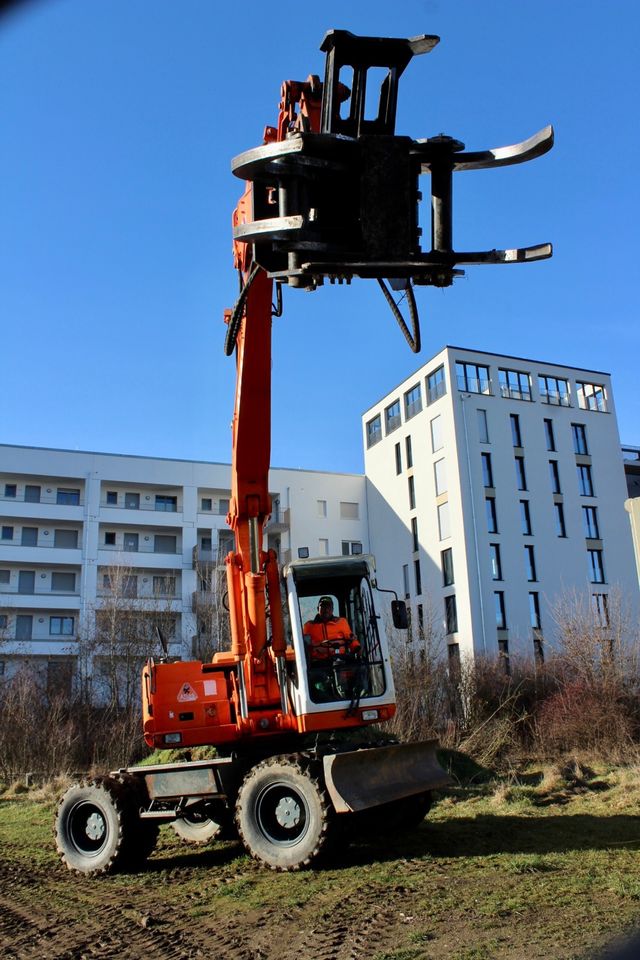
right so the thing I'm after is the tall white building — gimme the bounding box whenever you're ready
[0,445,367,687]
[363,346,639,668]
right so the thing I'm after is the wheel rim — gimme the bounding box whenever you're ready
[255,781,310,847]
[66,800,110,857]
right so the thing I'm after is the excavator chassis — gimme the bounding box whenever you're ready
[55,740,451,873]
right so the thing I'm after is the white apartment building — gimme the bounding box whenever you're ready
[0,445,367,687]
[363,346,639,668]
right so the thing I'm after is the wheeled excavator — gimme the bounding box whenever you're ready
[55,29,552,872]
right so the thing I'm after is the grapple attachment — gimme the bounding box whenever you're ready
[230,29,553,353]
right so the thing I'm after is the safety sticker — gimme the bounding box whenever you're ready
[203,680,217,696]
[177,682,198,702]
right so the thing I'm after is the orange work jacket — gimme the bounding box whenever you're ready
[303,616,360,660]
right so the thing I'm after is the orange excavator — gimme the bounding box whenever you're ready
[55,30,552,872]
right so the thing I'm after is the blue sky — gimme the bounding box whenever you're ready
[1,0,638,473]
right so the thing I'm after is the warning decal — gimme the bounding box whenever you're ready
[177,682,198,702]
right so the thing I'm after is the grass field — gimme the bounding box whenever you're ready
[1,761,639,959]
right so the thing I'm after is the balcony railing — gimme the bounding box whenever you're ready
[100,542,181,555]
[499,384,532,401]
[540,390,570,406]
[457,376,491,395]
[0,538,81,550]
[0,492,84,506]
[101,499,182,512]
[0,588,80,597]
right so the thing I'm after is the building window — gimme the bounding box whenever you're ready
[404,383,422,420]
[155,495,177,513]
[317,499,327,518]
[486,497,498,534]
[57,488,80,505]
[16,614,32,640]
[434,459,447,496]
[525,544,537,581]
[577,463,594,497]
[200,536,212,551]
[123,532,139,552]
[529,592,541,630]
[0,570,9,585]
[456,361,490,394]
[490,543,502,581]
[510,413,522,448]
[50,616,74,636]
[572,423,589,455]
[437,501,450,540]
[104,491,117,506]
[366,414,382,447]
[153,575,176,596]
[441,548,454,587]
[554,502,566,537]
[445,595,458,634]
[25,485,41,503]
[394,443,402,475]
[341,541,363,556]
[218,498,230,516]
[201,497,212,511]
[544,418,556,451]
[414,559,422,596]
[426,365,446,403]
[411,517,419,552]
[21,527,38,546]
[577,381,607,412]
[408,476,416,511]
[430,415,443,452]
[154,534,177,554]
[549,460,561,494]
[0,614,8,629]
[104,531,116,545]
[538,374,570,406]
[4,484,17,498]
[318,538,329,556]
[121,575,137,598]
[340,501,359,520]
[385,399,401,435]
[481,452,494,488]
[494,591,507,630]
[402,564,410,599]
[0,661,4,674]
[1,526,13,540]
[582,505,600,539]
[51,572,76,592]
[592,593,610,627]
[405,435,413,468]
[520,500,532,536]
[499,368,532,401]
[477,409,489,443]
[514,456,527,491]
[417,603,424,638]
[54,529,78,549]
[588,548,605,584]
[125,492,140,510]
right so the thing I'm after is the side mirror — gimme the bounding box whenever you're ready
[391,600,408,630]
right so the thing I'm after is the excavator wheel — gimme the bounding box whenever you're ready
[113,772,159,867]
[55,777,135,875]
[235,756,333,870]
[171,802,237,844]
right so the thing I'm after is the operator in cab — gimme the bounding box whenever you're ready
[303,596,361,660]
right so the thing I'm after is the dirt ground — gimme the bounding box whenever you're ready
[1,771,640,960]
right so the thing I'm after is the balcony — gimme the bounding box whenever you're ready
[265,507,290,534]
[0,590,81,610]
[192,590,218,612]
[540,390,570,407]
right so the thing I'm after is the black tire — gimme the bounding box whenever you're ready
[114,773,159,867]
[235,757,332,870]
[55,778,133,875]
[171,804,231,844]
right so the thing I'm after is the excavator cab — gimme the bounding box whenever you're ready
[283,555,399,729]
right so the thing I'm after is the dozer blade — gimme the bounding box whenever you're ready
[322,739,452,814]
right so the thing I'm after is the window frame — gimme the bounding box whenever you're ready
[499,368,532,401]
[404,383,423,420]
[366,414,382,448]
[384,399,402,435]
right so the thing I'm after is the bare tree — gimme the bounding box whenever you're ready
[192,556,231,660]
